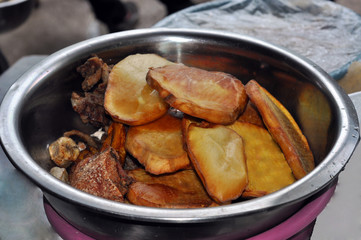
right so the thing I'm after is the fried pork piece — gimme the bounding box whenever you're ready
[127,169,215,208]
[69,147,133,202]
[236,101,264,128]
[77,56,108,92]
[49,136,80,168]
[245,80,315,179]
[71,91,110,127]
[186,124,248,203]
[146,64,248,125]
[125,114,191,175]
[104,54,173,126]
[227,122,296,198]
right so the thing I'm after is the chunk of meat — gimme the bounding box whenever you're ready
[71,91,110,127]
[236,101,265,128]
[146,64,248,124]
[104,53,172,126]
[186,124,248,203]
[77,56,104,91]
[69,147,133,202]
[227,122,296,198]
[125,114,191,175]
[245,80,314,179]
[127,169,215,208]
[49,136,80,168]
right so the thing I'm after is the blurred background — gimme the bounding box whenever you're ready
[0,0,360,69]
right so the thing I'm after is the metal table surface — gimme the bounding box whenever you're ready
[1,55,361,239]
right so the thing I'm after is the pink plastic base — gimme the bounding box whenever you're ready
[44,184,336,240]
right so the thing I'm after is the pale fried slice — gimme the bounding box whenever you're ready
[127,169,215,208]
[236,101,264,128]
[104,54,174,126]
[245,80,315,179]
[181,115,207,151]
[146,64,248,124]
[186,124,248,203]
[125,114,191,175]
[227,122,296,198]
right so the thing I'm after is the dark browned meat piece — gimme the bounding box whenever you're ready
[71,91,110,127]
[69,147,133,202]
[77,56,105,91]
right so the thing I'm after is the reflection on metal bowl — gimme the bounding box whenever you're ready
[0,29,359,239]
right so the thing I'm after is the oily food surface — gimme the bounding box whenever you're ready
[227,122,296,198]
[245,80,315,179]
[186,124,248,203]
[48,54,315,208]
[104,54,173,126]
[125,114,191,175]
[146,64,248,124]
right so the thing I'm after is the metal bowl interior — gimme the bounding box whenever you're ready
[0,28,359,239]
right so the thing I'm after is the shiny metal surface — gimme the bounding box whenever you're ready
[312,91,361,239]
[0,28,359,239]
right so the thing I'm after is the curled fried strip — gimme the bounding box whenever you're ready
[64,130,98,149]
[101,122,127,165]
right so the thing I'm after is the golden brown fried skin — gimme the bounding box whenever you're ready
[227,122,296,198]
[245,80,315,179]
[186,124,248,203]
[127,169,215,208]
[146,64,248,125]
[101,122,127,165]
[125,114,191,175]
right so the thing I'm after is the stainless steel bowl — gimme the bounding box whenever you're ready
[0,28,359,239]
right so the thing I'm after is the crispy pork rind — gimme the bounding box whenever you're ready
[185,124,248,203]
[69,147,133,202]
[245,80,315,179]
[104,54,173,126]
[146,64,248,125]
[227,122,296,198]
[127,169,215,208]
[125,114,191,175]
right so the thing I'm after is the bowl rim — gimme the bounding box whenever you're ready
[0,28,359,223]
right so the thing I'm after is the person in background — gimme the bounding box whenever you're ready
[88,0,194,33]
